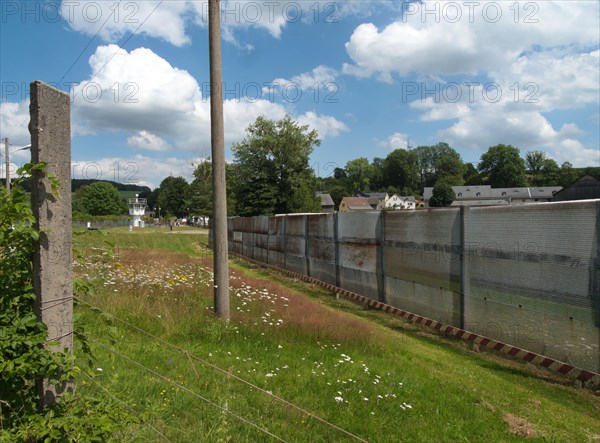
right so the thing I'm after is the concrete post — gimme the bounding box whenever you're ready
[305,216,310,277]
[334,212,340,287]
[459,206,470,330]
[29,81,73,407]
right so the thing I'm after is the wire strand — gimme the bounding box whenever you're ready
[80,370,173,443]
[86,336,288,443]
[75,296,369,443]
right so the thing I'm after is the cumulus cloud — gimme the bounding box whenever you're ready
[61,1,386,47]
[0,100,31,155]
[127,131,172,151]
[70,45,347,154]
[343,1,599,80]
[342,1,599,166]
[297,111,349,138]
[377,132,409,150]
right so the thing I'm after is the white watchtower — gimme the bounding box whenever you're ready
[128,195,147,228]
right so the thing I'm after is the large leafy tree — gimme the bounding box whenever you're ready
[345,157,374,193]
[478,144,528,188]
[382,148,419,195]
[415,142,465,189]
[157,176,189,218]
[526,150,559,186]
[75,181,128,216]
[232,115,321,216]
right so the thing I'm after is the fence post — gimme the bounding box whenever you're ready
[30,81,74,408]
[305,215,310,277]
[459,206,470,330]
[283,215,288,270]
[378,211,386,303]
[334,212,340,287]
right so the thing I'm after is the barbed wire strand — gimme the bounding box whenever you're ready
[85,336,288,443]
[75,296,369,443]
[80,370,173,443]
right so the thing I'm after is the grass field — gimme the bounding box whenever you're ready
[72,227,600,442]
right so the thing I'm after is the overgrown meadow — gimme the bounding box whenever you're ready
[72,227,600,442]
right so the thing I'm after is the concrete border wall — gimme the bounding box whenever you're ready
[228,200,600,373]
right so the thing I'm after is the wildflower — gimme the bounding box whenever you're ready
[335,396,343,403]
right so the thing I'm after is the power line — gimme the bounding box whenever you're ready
[85,335,288,443]
[75,297,369,443]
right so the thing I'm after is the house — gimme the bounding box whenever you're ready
[316,192,335,213]
[423,185,562,207]
[339,196,373,212]
[356,192,388,210]
[553,175,600,201]
[386,194,416,210]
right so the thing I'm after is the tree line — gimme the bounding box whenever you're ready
[73,116,599,217]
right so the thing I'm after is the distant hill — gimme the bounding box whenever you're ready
[71,179,151,195]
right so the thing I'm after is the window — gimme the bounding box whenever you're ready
[501,192,507,196]
[476,192,481,197]
[457,192,462,197]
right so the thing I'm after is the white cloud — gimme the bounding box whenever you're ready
[0,100,31,154]
[297,111,349,138]
[127,131,172,151]
[378,132,409,150]
[341,1,599,166]
[61,1,193,46]
[271,65,338,91]
[343,1,599,80]
[61,1,388,48]
[437,108,599,167]
[70,45,346,155]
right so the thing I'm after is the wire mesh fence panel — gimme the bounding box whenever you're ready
[307,213,336,285]
[285,215,307,275]
[337,212,382,301]
[383,209,461,326]
[227,200,600,373]
[465,201,599,372]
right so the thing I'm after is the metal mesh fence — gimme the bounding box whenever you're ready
[228,200,600,373]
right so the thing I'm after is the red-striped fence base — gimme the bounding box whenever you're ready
[231,253,600,388]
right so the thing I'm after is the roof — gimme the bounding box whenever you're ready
[424,185,562,201]
[341,196,372,209]
[316,192,334,206]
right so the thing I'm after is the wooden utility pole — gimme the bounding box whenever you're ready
[4,137,9,192]
[208,0,230,320]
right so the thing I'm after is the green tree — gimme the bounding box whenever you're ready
[463,162,483,185]
[415,143,465,189]
[77,182,128,216]
[157,176,190,218]
[232,115,321,216]
[478,144,527,188]
[557,161,579,187]
[382,148,419,195]
[526,151,559,186]
[345,157,374,193]
[429,181,456,207]
[187,161,213,218]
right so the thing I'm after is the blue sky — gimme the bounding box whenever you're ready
[1,0,599,188]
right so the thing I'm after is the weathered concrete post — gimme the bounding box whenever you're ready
[29,81,73,407]
[459,206,470,330]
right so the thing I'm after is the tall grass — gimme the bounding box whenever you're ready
[73,229,600,442]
